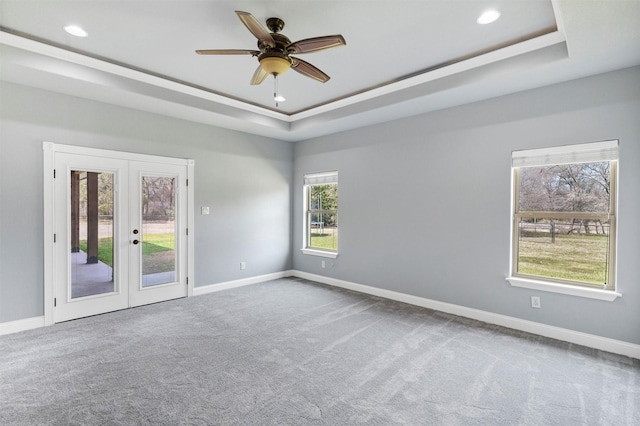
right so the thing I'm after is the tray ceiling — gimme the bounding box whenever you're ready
[1,1,639,141]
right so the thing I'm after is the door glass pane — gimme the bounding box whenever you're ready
[71,170,115,298]
[141,176,176,287]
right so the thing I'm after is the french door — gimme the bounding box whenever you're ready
[50,147,191,323]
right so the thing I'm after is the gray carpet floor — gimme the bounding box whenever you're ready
[1,277,638,425]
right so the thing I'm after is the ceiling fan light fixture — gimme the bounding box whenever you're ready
[259,55,291,76]
[477,10,501,25]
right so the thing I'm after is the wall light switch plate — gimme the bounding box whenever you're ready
[201,206,210,215]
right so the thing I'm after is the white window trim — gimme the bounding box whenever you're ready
[507,140,620,301]
[301,248,339,258]
[302,171,338,257]
[506,276,621,301]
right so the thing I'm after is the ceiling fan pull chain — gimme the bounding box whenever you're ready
[274,74,279,107]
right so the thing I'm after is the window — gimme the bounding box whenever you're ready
[508,141,618,298]
[302,171,338,258]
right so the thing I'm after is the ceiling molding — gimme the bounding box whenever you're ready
[1,28,568,141]
[2,0,638,142]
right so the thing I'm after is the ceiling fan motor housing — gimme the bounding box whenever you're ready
[258,32,291,54]
[258,29,293,75]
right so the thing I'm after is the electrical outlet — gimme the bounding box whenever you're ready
[531,296,541,309]
[321,260,326,268]
[201,206,210,215]
[240,262,246,270]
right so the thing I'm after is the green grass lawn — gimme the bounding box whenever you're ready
[79,237,115,267]
[142,233,175,254]
[518,233,608,284]
[310,229,338,251]
[141,233,175,274]
[79,233,174,271]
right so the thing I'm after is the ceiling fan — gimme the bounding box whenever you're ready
[196,11,346,86]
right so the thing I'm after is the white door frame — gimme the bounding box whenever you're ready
[43,142,195,326]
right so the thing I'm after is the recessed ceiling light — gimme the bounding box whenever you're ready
[477,10,501,25]
[64,25,88,37]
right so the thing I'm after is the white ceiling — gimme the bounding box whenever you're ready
[1,1,639,142]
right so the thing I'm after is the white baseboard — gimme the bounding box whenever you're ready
[290,270,640,360]
[0,271,292,335]
[0,316,45,336]
[3,271,639,359]
[193,270,293,296]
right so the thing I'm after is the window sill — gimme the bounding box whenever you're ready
[301,248,338,259]
[506,276,621,301]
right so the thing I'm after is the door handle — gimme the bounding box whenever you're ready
[132,239,140,245]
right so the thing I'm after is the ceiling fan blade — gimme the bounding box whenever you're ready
[235,11,275,48]
[196,49,259,56]
[287,35,346,54]
[291,57,330,83]
[250,66,269,85]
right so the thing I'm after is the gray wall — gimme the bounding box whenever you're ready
[293,66,640,345]
[2,66,639,346]
[0,82,293,323]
